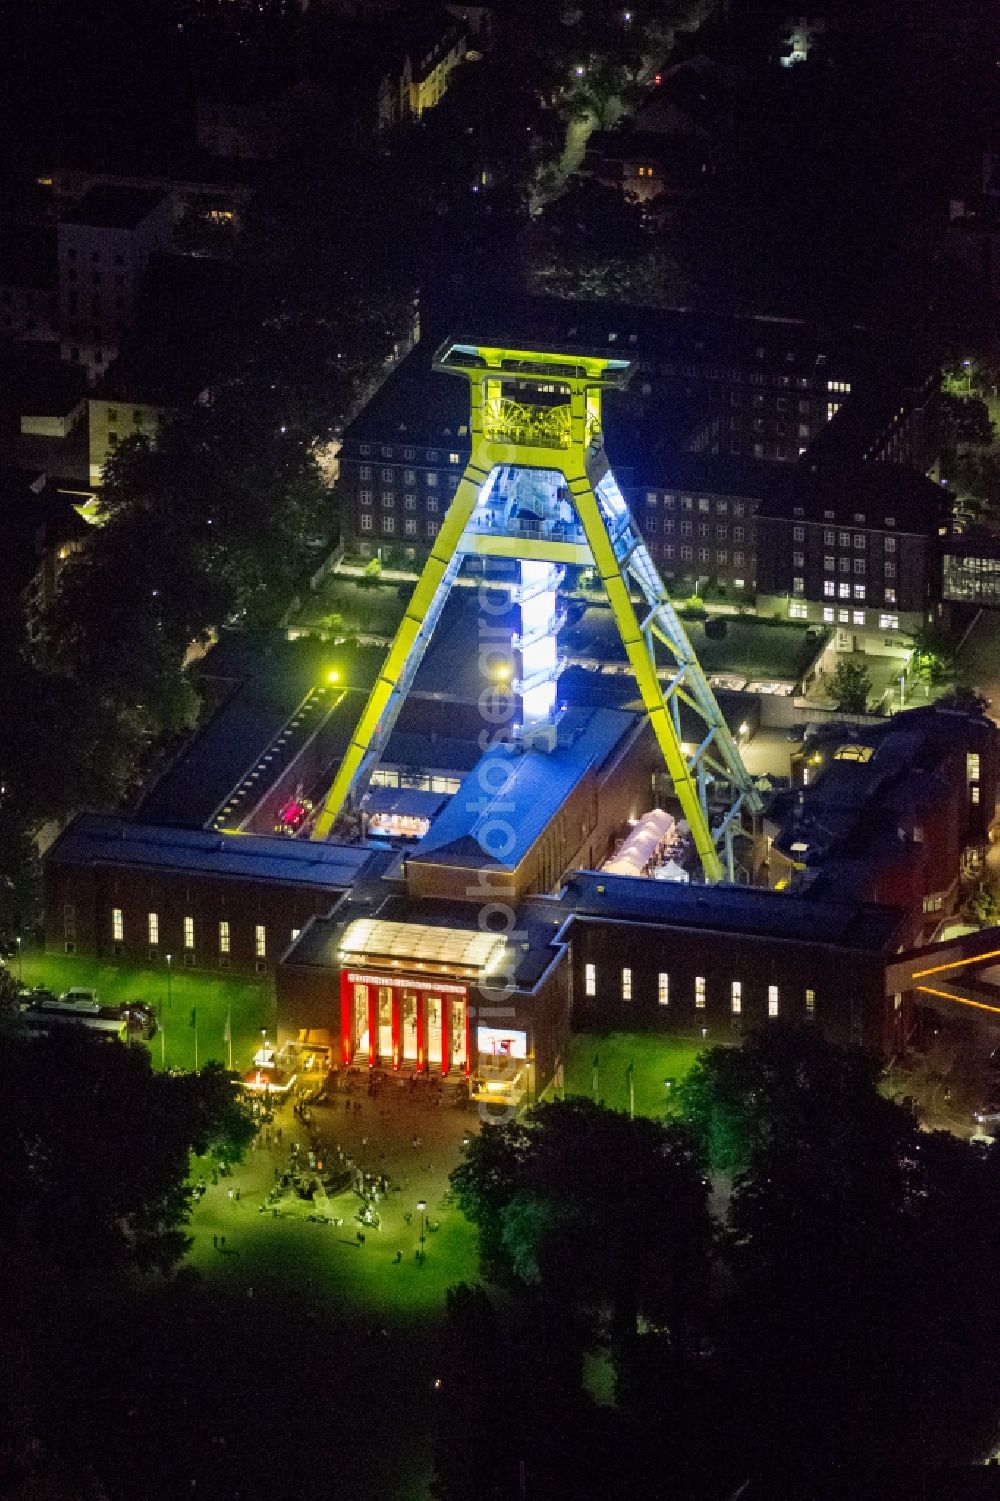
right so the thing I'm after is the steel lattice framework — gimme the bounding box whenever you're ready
[312,338,762,880]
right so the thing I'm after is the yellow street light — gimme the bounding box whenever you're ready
[327,669,340,685]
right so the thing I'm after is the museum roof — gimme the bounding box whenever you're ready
[48,814,374,891]
[283,891,567,993]
[562,870,906,953]
[407,708,639,871]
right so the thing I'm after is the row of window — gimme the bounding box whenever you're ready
[821,606,900,629]
[791,527,897,549]
[730,416,811,438]
[359,443,463,463]
[360,466,455,486]
[645,493,748,516]
[653,543,748,566]
[816,580,897,604]
[648,520,746,539]
[109,909,298,959]
[63,248,128,266]
[583,963,816,1018]
[360,491,440,510]
[359,515,437,537]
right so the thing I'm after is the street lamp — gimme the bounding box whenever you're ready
[417,1198,427,1260]
[15,935,22,985]
[165,953,172,1009]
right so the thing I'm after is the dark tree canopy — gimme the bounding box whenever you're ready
[0,1032,254,1277]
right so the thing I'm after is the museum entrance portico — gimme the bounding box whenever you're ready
[341,970,471,1075]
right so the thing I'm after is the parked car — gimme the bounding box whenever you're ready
[973,1098,1000,1126]
[52,988,100,1012]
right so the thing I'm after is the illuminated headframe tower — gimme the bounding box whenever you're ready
[312,339,762,881]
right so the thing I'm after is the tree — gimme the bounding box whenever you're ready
[964,873,1000,927]
[676,1021,896,1174]
[451,1097,712,1354]
[911,623,957,684]
[822,655,871,713]
[674,1025,1000,1484]
[938,391,995,451]
[0,1031,254,1276]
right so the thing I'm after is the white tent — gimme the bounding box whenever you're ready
[603,808,677,877]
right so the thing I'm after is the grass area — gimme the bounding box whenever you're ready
[570,605,819,683]
[563,1030,704,1118]
[16,951,274,1073]
[682,617,819,681]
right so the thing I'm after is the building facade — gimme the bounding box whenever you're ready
[57,186,172,380]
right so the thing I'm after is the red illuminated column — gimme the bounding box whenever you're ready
[367,984,378,1068]
[391,991,401,1071]
[441,996,451,1078]
[416,991,427,1073]
[340,973,353,1067]
[464,996,472,1077]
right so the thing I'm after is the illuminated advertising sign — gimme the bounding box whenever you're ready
[346,971,467,997]
[477,1025,527,1059]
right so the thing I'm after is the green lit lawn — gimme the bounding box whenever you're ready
[563,1030,704,1118]
[16,951,274,1073]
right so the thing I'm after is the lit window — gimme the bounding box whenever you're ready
[884,587,896,604]
[838,582,850,599]
[823,580,835,597]
[852,610,865,625]
[973,784,981,804]
[112,907,123,942]
[731,981,742,1014]
[255,924,266,959]
[789,600,808,619]
[148,911,159,946]
[449,452,460,464]
[622,967,632,1001]
[585,962,596,998]
[658,973,669,1007]
[219,920,230,954]
[968,753,980,780]
[805,988,816,1019]
[838,608,850,622]
[878,613,898,630]
[768,985,779,1017]
[290,928,300,943]
[823,606,834,622]
[853,585,865,601]
[184,916,195,950]
[695,975,706,1009]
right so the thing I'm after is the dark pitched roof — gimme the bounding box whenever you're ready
[61,185,166,230]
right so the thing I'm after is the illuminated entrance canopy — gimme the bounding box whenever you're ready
[312,337,762,881]
[338,917,506,978]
